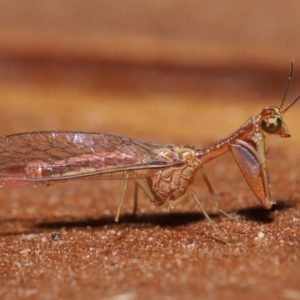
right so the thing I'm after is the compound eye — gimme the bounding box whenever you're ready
[261,115,282,133]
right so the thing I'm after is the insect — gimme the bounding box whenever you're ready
[0,61,299,242]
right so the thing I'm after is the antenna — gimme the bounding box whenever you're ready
[280,60,300,113]
[280,60,294,110]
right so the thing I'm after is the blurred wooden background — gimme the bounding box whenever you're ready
[0,0,300,143]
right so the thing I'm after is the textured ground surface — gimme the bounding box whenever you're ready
[1,1,300,299]
[0,71,300,300]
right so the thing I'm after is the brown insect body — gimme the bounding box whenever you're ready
[0,61,299,242]
[147,105,291,211]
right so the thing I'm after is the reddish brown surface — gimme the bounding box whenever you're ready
[0,67,300,300]
[1,1,300,299]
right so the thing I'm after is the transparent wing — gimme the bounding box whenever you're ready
[0,131,183,187]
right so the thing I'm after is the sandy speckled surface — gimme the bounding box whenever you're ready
[0,75,300,299]
[1,1,300,298]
